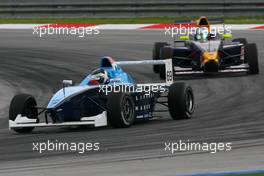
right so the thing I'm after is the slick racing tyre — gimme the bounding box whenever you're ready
[245,43,259,74]
[159,46,173,80]
[107,92,135,128]
[232,38,248,45]
[9,94,38,133]
[153,42,169,73]
[168,82,194,120]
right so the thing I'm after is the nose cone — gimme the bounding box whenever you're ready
[203,52,218,63]
[203,52,219,72]
[47,86,90,108]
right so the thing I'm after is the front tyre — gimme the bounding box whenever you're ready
[107,92,135,128]
[168,82,194,120]
[9,94,38,133]
[245,43,259,74]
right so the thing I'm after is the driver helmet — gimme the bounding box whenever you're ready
[88,68,109,85]
[195,27,209,41]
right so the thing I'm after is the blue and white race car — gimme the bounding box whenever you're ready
[9,56,195,133]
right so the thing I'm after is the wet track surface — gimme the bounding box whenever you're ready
[0,30,263,175]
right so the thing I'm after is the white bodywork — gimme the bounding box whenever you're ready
[9,111,107,130]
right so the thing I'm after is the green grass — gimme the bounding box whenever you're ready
[0,16,263,24]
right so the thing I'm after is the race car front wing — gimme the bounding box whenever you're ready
[174,63,249,75]
[9,111,108,130]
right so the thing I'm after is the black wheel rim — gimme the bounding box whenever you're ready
[121,97,134,124]
[23,99,37,119]
[185,90,194,114]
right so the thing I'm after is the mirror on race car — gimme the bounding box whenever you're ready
[62,80,73,87]
[180,35,190,41]
[223,33,233,39]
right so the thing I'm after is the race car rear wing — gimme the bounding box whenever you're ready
[117,59,173,85]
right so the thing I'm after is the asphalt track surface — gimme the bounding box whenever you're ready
[0,29,263,176]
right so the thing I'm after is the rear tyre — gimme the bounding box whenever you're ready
[168,82,194,120]
[9,94,38,133]
[232,38,247,45]
[245,43,259,74]
[107,92,135,128]
[159,46,173,80]
[153,42,168,73]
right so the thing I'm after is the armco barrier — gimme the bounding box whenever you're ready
[0,0,263,18]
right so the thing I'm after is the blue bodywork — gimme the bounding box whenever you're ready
[45,57,155,123]
[47,57,135,109]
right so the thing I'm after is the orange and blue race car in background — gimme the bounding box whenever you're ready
[153,16,259,79]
